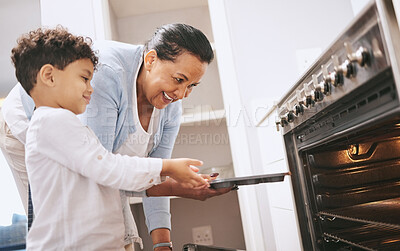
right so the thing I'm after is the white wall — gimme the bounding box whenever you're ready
[0,0,41,97]
[0,0,41,226]
[132,192,246,250]
[223,0,355,178]
[40,0,111,40]
[116,6,214,44]
[0,150,25,226]
[210,0,358,250]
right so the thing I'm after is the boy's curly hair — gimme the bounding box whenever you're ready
[11,26,98,95]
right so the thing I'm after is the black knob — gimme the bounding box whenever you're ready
[295,104,304,116]
[287,111,295,123]
[327,71,343,87]
[323,82,331,95]
[275,121,281,131]
[359,49,369,67]
[335,71,344,86]
[305,96,313,107]
[345,61,355,78]
[314,90,324,102]
[280,117,288,127]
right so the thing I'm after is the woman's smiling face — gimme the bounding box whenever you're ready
[138,50,208,110]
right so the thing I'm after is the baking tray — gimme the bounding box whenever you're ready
[209,172,290,189]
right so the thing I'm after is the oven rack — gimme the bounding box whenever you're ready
[318,197,400,229]
[323,224,400,251]
[316,181,400,209]
[312,159,400,189]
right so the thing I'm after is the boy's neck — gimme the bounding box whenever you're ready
[30,83,58,111]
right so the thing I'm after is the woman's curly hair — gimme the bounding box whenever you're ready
[11,26,98,95]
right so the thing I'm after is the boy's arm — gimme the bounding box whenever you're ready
[35,109,163,192]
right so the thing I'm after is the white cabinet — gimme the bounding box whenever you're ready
[106,0,234,176]
[105,0,244,249]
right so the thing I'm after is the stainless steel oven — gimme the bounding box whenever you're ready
[276,0,400,250]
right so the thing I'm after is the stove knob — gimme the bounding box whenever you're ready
[280,116,288,127]
[275,116,288,131]
[295,90,306,112]
[303,83,314,107]
[332,53,355,80]
[332,55,345,85]
[294,103,304,116]
[322,64,341,87]
[345,42,370,67]
[317,75,330,95]
[312,74,327,101]
[275,120,281,131]
[313,89,324,102]
[338,59,355,78]
[322,81,331,94]
[305,95,313,107]
[287,111,295,123]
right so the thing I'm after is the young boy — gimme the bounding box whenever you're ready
[11,27,208,250]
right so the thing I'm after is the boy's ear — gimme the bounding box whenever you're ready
[38,64,56,87]
[144,50,157,71]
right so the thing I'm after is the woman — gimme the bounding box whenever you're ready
[0,23,230,250]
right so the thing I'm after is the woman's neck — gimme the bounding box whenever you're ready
[136,63,154,117]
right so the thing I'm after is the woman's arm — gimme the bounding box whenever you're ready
[142,102,182,240]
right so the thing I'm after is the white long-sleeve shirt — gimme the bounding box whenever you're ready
[25,107,162,250]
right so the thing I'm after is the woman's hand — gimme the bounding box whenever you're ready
[172,173,231,201]
[161,158,209,189]
[147,173,231,200]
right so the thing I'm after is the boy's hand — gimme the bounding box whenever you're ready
[171,173,231,200]
[161,158,208,188]
[146,174,231,200]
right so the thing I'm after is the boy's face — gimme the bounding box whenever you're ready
[53,58,94,114]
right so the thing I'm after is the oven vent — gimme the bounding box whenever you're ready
[300,82,396,143]
[336,86,393,124]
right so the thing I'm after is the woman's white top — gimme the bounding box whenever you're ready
[25,107,162,250]
[116,59,161,157]
[116,106,159,157]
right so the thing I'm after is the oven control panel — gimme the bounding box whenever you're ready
[276,7,390,135]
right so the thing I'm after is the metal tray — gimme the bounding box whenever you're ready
[209,172,290,189]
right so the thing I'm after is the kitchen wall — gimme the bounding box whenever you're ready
[0,0,41,97]
[131,191,245,250]
[0,0,41,227]
[209,0,361,250]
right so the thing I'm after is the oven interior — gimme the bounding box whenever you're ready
[286,68,400,250]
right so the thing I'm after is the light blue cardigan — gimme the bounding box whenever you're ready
[21,40,182,236]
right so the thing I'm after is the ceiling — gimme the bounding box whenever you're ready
[108,0,208,18]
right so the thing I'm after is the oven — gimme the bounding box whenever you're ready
[276,1,400,250]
